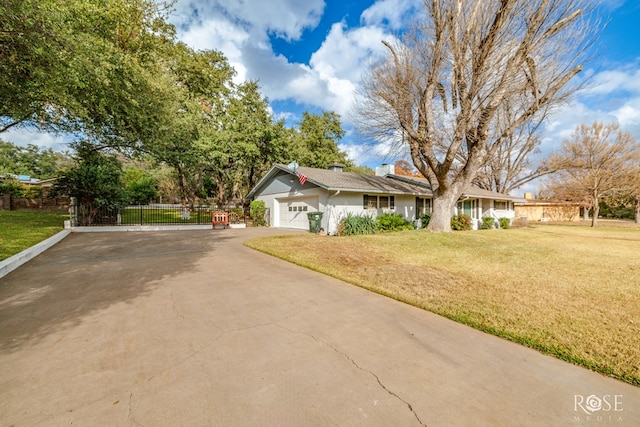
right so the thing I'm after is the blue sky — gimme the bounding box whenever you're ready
[6,0,640,193]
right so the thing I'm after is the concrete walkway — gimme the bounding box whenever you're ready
[0,228,638,426]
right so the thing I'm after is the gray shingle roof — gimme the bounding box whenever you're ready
[293,165,432,195]
[247,164,526,202]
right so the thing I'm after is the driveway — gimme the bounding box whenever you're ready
[0,228,638,426]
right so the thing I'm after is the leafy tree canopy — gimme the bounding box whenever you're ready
[54,141,129,208]
[293,111,352,169]
[1,0,176,146]
[0,139,71,178]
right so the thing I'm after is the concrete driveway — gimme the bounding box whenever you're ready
[1,228,638,426]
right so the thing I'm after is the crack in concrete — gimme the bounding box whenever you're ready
[275,324,426,426]
[128,391,143,426]
[169,290,186,320]
[146,322,274,383]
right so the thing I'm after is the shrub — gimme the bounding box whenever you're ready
[481,216,495,230]
[376,213,414,232]
[22,185,42,199]
[128,175,158,204]
[338,212,377,236]
[451,214,472,231]
[499,217,511,229]
[0,181,25,197]
[249,200,267,226]
[419,213,431,228]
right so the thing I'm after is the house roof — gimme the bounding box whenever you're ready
[247,164,526,202]
[246,164,432,198]
[514,199,582,206]
[295,165,433,194]
[388,174,524,201]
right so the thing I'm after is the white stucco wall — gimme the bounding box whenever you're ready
[324,193,418,234]
[255,185,517,232]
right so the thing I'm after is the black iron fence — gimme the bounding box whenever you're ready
[71,203,247,227]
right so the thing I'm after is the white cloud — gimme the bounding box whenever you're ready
[543,64,640,149]
[169,0,324,41]
[220,0,325,41]
[584,68,640,95]
[339,139,398,166]
[167,0,413,123]
[2,128,71,151]
[179,17,250,82]
[361,0,420,29]
[306,23,393,116]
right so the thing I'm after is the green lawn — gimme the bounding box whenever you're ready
[120,206,212,224]
[245,224,640,386]
[0,211,67,261]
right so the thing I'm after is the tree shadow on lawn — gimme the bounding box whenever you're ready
[0,230,231,353]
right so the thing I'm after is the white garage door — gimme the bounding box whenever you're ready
[279,197,319,229]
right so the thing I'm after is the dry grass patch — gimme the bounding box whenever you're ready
[246,224,640,386]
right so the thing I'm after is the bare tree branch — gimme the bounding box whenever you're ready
[543,122,638,227]
[355,0,596,231]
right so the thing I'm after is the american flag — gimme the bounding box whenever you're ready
[296,170,307,185]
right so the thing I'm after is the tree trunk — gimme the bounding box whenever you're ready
[635,197,640,224]
[591,203,599,227]
[427,190,460,232]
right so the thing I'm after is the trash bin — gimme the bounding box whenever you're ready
[307,212,323,233]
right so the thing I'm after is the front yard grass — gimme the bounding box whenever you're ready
[245,224,640,386]
[0,211,67,261]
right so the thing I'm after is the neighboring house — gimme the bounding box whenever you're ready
[246,163,524,233]
[514,195,581,222]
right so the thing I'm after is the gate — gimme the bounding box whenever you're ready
[71,203,245,226]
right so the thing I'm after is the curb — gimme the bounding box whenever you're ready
[69,225,214,232]
[0,229,72,280]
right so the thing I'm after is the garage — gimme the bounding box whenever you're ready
[278,197,319,229]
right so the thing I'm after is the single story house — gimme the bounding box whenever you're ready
[246,163,525,233]
[514,195,581,222]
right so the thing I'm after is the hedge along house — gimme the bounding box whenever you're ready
[246,163,525,233]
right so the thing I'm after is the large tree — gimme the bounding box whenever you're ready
[1,0,175,145]
[294,111,352,169]
[357,0,593,231]
[543,122,638,227]
[55,141,129,225]
[472,111,555,193]
[625,165,640,224]
[0,140,71,178]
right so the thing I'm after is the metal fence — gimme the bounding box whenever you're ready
[71,203,246,226]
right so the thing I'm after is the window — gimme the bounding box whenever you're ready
[364,195,377,209]
[416,197,431,214]
[289,204,309,212]
[494,201,508,210]
[379,196,389,209]
[363,195,395,210]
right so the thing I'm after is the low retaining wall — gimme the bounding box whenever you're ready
[0,195,70,212]
[0,230,71,279]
